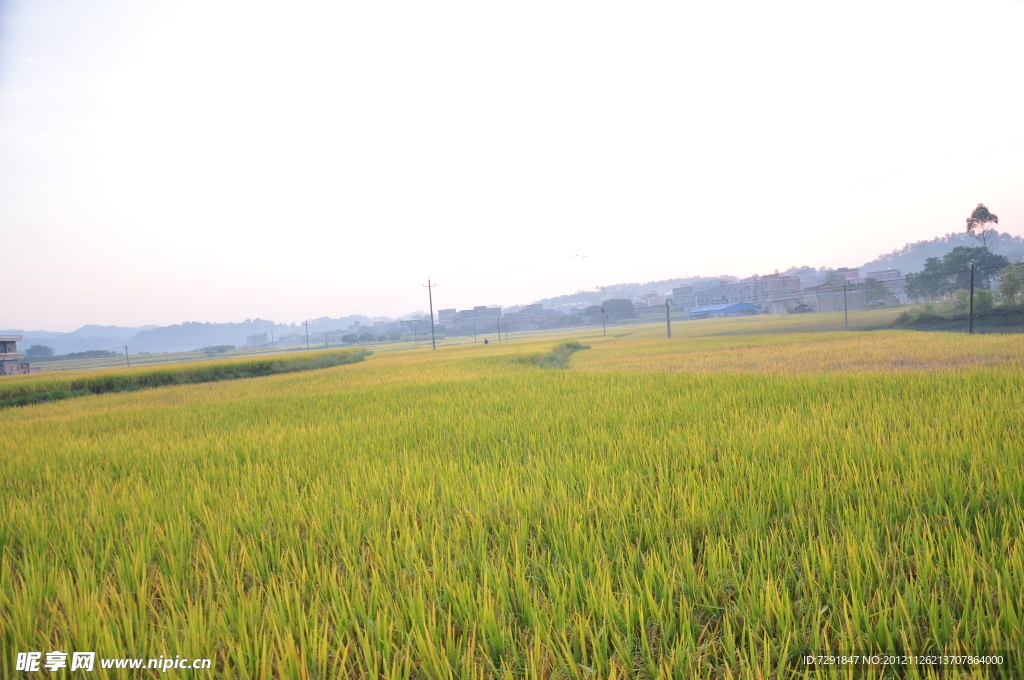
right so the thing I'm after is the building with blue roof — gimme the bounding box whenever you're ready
[682,302,760,319]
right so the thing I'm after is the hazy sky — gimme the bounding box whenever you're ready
[3,0,1024,330]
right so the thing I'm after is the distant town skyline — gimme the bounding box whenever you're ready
[8,228,1024,338]
[3,0,1024,330]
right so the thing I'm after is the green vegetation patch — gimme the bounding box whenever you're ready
[892,302,1024,333]
[525,341,590,368]
[0,348,370,409]
[202,344,236,355]
[24,349,121,362]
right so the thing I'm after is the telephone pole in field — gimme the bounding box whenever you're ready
[601,306,606,336]
[124,345,130,368]
[968,264,975,334]
[303,320,310,349]
[423,279,437,350]
[843,283,849,331]
[665,300,672,338]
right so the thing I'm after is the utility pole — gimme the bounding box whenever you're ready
[423,279,437,350]
[601,306,606,336]
[496,316,501,342]
[473,322,477,343]
[124,345,130,368]
[665,300,672,338]
[843,283,849,331]
[969,263,975,334]
[304,321,310,349]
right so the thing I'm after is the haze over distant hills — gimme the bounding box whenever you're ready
[1,319,373,355]
[7,231,1023,355]
[859,231,1024,275]
[527,231,1024,311]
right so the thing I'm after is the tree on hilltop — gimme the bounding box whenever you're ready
[966,203,999,248]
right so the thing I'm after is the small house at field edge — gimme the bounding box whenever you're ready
[0,335,42,375]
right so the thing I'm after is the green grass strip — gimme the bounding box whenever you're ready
[0,348,370,409]
[526,341,590,368]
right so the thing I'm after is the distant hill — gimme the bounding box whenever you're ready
[2,325,158,355]
[125,316,375,352]
[860,232,1024,275]
[65,324,158,340]
[0,329,66,340]
[6,318,379,355]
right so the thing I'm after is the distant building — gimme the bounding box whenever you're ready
[246,333,268,348]
[439,306,503,330]
[0,335,41,375]
[671,286,696,311]
[633,292,667,309]
[865,268,907,300]
[674,276,803,313]
[400,318,431,335]
[758,274,804,313]
[373,320,399,334]
[276,332,304,346]
[804,285,867,312]
[457,306,502,322]
[503,304,566,331]
[835,267,860,284]
[683,303,759,320]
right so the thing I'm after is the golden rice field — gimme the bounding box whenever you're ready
[2,315,1022,678]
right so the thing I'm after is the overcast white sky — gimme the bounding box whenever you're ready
[3,0,1024,330]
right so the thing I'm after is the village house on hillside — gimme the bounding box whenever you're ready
[0,335,41,375]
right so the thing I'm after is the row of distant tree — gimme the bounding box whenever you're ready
[904,246,1010,300]
[23,347,119,360]
[903,204,1024,304]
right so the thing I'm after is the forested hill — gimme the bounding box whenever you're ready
[860,232,1024,274]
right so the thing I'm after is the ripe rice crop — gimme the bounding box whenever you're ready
[1,329,1021,677]
[574,328,1024,374]
[0,348,369,409]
